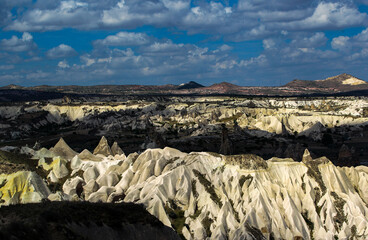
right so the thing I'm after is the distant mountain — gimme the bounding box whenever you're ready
[284,73,368,90]
[0,84,24,90]
[177,81,204,89]
[200,82,241,94]
[1,73,368,100]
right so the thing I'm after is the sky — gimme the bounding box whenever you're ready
[1,1,368,87]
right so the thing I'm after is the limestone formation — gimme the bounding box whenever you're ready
[4,138,368,239]
[49,137,78,160]
[93,136,113,156]
[0,171,50,205]
[219,124,233,155]
[78,149,102,162]
[55,143,368,240]
[111,141,124,155]
[302,148,312,163]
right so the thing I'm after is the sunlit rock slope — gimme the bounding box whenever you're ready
[2,138,368,239]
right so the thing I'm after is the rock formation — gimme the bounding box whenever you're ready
[3,138,368,239]
[111,141,124,155]
[219,124,233,155]
[49,137,78,160]
[93,136,113,156]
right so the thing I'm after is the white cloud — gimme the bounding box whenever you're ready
[0,65,14,70]
[263,39,276,49]
[0,32,37,52]
[6,0,99,31]
[26,70,49,80]
[4,0,368,40]
[46,44,77,59]
[213,44,233,53]
[283,2,367,30]
[142,40,185,53]
[58,60,70,68]
[291,32,327,48]
[94,32,150,46]
[331,36,351,51]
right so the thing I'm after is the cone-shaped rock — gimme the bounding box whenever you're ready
[111,141,124,155]
[49,138,78,160]
[93,136,113,156]
[302,149,312,163]
[78,149,102,162]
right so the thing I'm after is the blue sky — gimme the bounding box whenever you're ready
[1,0,368,86]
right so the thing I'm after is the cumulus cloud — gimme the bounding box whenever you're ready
[6,0,100,31]
[143,40,185,53]
[0,32,37,52]
[46,44,77,59]
[4,0,368,40]
[26,70,49,80]
[331,28,368,53]
[331,36,351,51]
[291,32,327,48]
[281,2,367,30]
[58,60,70,68]
[94,32,150,46]
[0,65,14,70]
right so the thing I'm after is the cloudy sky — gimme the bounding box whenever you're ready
[1,0,368,86]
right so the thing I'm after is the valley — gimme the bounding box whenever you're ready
[1,75,368,239]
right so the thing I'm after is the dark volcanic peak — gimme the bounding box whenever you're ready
[284,79,316,88]
[177,81,204,89]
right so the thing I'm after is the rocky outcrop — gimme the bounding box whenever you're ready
[3,136,368,239]
[93,136,113,156]
[79,149,102,162]
[49,137,78,160]
[219,124,233,155]
[0,171,50,205]
[53,142,368,240]
[111,141,124,156]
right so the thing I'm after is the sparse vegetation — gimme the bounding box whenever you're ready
[192,169,222,207]
[164,199,186,239]
[239,174,253,188]
[302,211,314,240]
[331,191,347,231]
[202,212,214,238]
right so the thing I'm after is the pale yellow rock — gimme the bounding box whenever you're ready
[49,137,78,160]
[93,136,112,156]
[111,141,124,156]
[0,171,50,206]
[78,149,102,162]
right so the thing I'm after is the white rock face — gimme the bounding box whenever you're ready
[2,97,367,142]
[342,78,366,85]
[57,147,368,240]
[3,140,368,239]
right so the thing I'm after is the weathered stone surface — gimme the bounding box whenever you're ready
[111,141,124,156]
[93,136,113,157]
[49,137,78,160]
